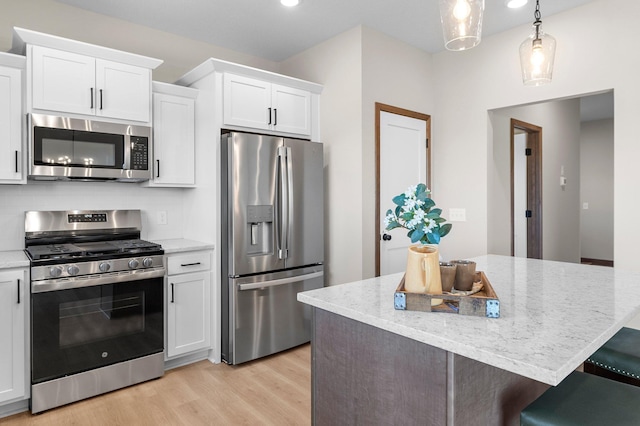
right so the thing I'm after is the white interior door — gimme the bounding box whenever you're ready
[514,132,527,257]
[380,111,427,275]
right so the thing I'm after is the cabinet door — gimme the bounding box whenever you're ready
[0,270,26,404]
[223,73,271,131]
[272,84,311,136]
[0,66,23,183]
[151,93,195,186]
[31,45,95,116]
[167,271,211,358]
[96,59,151,122]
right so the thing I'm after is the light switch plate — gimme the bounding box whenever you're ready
[157,211,167,225]
[449,208,466,222]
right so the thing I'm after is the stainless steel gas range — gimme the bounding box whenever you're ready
[24,210,165,414]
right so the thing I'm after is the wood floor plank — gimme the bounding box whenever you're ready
[1,344,311,425]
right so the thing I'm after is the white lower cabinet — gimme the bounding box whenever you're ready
[165,250,212,359]
[0,269,28,405]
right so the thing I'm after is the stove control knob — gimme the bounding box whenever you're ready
[67,265,80,276]
[128,259,140,269]
[50,266,62,278]
[99,262,111,272]
[142,257,153,268]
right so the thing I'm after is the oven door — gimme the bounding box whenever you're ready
[31,276,163,384]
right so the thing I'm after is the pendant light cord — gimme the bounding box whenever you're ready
[533,0,542,41]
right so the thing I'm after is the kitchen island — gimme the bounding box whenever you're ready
[298,255,640,425]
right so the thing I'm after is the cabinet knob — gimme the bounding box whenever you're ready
[382,234,392,241]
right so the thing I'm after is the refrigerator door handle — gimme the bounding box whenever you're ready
[277,146,291,259]
[238,271,324,291]
[285,146,293,258]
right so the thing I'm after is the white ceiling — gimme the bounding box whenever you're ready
[53,0,598,62]
[52,0,612,121]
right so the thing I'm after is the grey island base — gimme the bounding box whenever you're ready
[312,308,548,425]
[299,255,640,425]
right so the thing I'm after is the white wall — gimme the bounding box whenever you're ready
[280,26,434,284]
[580,118,614,261]
[432,0,640,271]
[360,27,435,273]
[489,99,581,263]
[280,27,364,285]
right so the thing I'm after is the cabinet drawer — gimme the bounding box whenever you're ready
[167,251,211,275]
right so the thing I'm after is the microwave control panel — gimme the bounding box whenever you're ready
[130,137,149,170]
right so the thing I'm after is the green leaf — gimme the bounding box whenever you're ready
[439,223,452,237]
[392,194,406,206]
[385,209,393,216]
[401,212,413,221]
[434,217,446,224]
[427,232,441,244]
[410,229,425,243]
[395,205,403,217]
[422,198,435,209]
[426,211,441,219]
[430,208,442,216]
[385,221,400,231]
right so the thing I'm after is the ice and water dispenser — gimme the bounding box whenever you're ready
[246,205,274,255]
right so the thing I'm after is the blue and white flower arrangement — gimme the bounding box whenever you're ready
[384,183,452,245]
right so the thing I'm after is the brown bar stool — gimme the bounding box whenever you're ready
[521,371,640,425]
[585,327,640,387]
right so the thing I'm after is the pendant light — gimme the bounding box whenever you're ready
[519,0,556,85]
[438,0,485,51]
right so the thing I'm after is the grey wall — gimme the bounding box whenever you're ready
[580,118,614,261]
[489,99,582,264]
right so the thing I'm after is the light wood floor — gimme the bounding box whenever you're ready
[2,344,311,425]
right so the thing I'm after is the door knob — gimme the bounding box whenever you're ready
[382,234,392,241]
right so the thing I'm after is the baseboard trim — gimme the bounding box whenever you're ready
[581,258,614,267]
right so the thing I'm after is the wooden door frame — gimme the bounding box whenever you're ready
[375,103,431,276]
[510,119,542,259]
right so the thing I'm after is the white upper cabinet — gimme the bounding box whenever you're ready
[12,27,162,125]
[223,73,311,136]
[149,82,198,187]
[95,59,151,122]
[271,84,312,135]
[31,46,94,116]
[31,46,151,122]
[0,59,25,184]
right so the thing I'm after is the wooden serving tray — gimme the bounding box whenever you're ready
[394,271,500,318]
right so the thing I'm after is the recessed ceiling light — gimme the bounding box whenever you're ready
[506,0,528,8]
[281,0,300,6]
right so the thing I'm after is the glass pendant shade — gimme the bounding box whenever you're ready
[438,0,485,51]
[519,25,556,85]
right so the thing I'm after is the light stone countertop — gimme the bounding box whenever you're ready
[0,250,29,269]
[153,238,214,254]
[298,254,640,386]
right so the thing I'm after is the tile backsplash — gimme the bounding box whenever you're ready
[0,181,186,251]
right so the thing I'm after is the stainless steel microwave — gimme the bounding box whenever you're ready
[28,113,151,182]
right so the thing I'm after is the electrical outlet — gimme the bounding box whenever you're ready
[157,211,167,225]
[449,208,466,222]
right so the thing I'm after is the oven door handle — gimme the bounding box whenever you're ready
[31,267,166,293]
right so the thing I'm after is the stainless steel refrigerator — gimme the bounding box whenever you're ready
[221,131,324,364]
